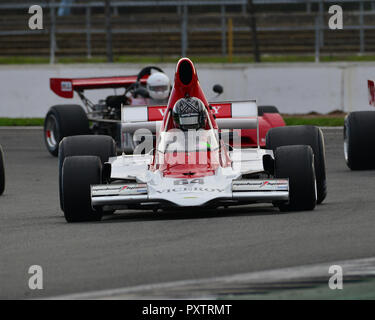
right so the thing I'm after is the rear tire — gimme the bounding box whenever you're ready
[58,135,116,211]
[258,105,279,116]
[266,125,326,204]
[275,145,317,212]
[344,111,375,170]
[62,156,103,222]
[0,145,5,196]
[44,105,89,157]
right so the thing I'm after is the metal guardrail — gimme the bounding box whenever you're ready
[0,0,375,63]
[1,0,375,8]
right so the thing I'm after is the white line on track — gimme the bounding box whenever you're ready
[47,256,375,300]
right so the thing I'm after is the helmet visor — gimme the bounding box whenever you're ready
[149,85,169,92]
[179,115,199,126]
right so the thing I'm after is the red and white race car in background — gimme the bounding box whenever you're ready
[344,79,375,170]
[44,65,285,156]
[57,58,327,222]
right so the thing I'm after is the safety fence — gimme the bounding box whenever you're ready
[1,1,375,63]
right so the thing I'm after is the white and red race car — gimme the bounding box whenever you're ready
[59,58,326,222]
[344,80,375,170]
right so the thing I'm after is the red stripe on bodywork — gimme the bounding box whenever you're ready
[148,106,168,121]
[210,103,232,118]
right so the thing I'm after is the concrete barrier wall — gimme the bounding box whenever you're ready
[0,62,375,118]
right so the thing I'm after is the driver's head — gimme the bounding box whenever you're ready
[146,72,170,100]
[172,97,207,131]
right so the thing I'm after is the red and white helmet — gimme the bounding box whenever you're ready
[146,72,170,100]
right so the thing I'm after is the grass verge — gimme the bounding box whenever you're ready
[284,117,344,127]
[0,118,44,126]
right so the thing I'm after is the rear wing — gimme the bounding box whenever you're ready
[50,75,148,98]
[369,80,375,107]
[121,101,258,133]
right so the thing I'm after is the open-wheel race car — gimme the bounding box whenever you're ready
[344,79,375,170]
[0,144,5,196]
[58,58,327,222]
[45,66,286,157]
[45,66,168,156]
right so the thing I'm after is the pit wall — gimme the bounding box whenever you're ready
[0,62,374,117]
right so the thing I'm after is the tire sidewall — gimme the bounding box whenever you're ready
[44,111,62,156]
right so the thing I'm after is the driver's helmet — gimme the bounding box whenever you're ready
[172,97,207,130]
[146,72,170,100]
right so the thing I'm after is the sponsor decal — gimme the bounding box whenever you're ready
[60,81,72,92]
[233,180,289,191]
[92,184,147,196]
[156,187,225,194]
[210,103,232,118]
[148,106,167,121]
[234,180,288,187]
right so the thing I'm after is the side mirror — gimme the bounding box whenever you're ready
[213,84,223,95]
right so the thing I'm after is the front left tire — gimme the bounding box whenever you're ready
[62,156,103,223]
[58,135,116,211]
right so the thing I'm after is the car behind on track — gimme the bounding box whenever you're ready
[44,66,286,157]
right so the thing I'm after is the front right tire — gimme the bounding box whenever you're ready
[274,145,317,212]
[266,125,326,204]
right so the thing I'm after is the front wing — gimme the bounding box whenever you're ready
[91,179,289,209]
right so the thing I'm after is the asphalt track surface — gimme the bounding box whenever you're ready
[1,127,375,299]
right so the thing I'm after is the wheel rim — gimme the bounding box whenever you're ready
[45,115,59,150]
